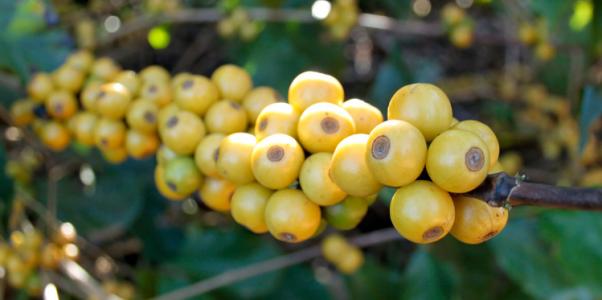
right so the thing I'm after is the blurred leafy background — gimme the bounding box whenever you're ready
[1,0,602,299]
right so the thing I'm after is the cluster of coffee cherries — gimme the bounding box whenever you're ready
[321,234,363,274]
[322,0,359,40]
[217,8,263,41]
[518,20,556,61]
[441,3,474,49]
[0,221,78,296]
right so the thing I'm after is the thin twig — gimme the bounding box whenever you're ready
[153,228,402,300]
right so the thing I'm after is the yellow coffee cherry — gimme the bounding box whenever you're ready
[198,176,237,212]
[154,165,187,201]
[451,195,508,244]
[159,111,206,155]
[330,134,382,197]
[454,120,499,169]
[288,71,344,112]
[427,129,490,193]
[157,103,180,128]
[450,22,474,49]
[390,180,455,244]
[101,147,128,164]
[114,70,141,96]
[174,75,220,116]
[499,151,522,175]
[126,129,159,159]
[265,189,321,243]
[341,98,383,134]
[194,133,225,177]
[254,102,300,140]
[204,100,248,134]
[41,121,70,151]
[441,3,465,26]
[171,72,192,90]
[388,83,453,141]
[518,23,538,45]
[140,81,172,107]
[450,117,459,127]
[46,90,77,120]
[127,99,159,133]
[243,86,280,123]
[96,83,131,119]
[27,72,54,102]
[216,132,257,185]
[231,183,273,233]
[211,64,253,102]
[321,234,349,264]
[488,161,504,174]
[337,246,364,274]
[65,50,94,72]
[140,65,170,83]
[297,102,356,153]
[40,243,63,269]
[156,144,180,166]
[73,112,97,146]
[366,120,426,187]
[535,42,555,61]
[10,99,35,126]
[53,66,85,92]
[164,157,203,196]
[251,134,305,189]
[91,57,121,81]
[81,82,102,112]
[325,195,368,230]
[94,118,126,150]
[299,152,346,206]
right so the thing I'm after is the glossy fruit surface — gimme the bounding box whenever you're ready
[299,152,346,206]
[325,196,368,230]
[81,83,101,112]
[288,71,344,112]
[337,246,364,274]
[91,57,121,81]
[204,100,248,134]
[164,157,203,196]
[199,176,236,212]
[127,99,159,133]
[154,166,187,201]
[159,111,206,155]
[426,129,490,193]
[53,66,84,92]
[254,102,300,140]
[10,99,35,126]
[41,121,70,151]
[126,130,159,159]
[211,64,253,101]
[366,120,426,187]
[140,65,170,83]
[156,144,180,166]
[66,50,94,72]
[94,118,126,150]
[46,90,77,120]
[101,147,128,164]
[216,132,257,184]
[390,180,455,244]
[454,120,500,168]
[321,234,349,264]
[194,133,225,177]
[114,70,141,96]
[330,134,382,197]
[73,112,97,146]
[297,102,356,153]
[28,73,54,102]
[243,87,279,124]
[174,75,220,115]
[140,81,172,107]
[341,98,383,134]
[96,83,131,119]
[251,134,304,189]
[450,195,508,244]
[388,83,453,141]
[231,183,273,233]
[265,189,321,243]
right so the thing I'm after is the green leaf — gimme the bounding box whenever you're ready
[265,265,330,300]
[400,248,456,300]
[345,258,401,300]
[369,51,410,112]
[578,85,602,152]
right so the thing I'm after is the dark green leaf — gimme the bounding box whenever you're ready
[578,85,602,152]
[400,248,456,300]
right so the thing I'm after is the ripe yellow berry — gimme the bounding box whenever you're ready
[518,23,538,45]
[53,66,85,92]
[231,183,273,233]
[194,133,225,177]
[198,176,237,212]
[159,111,206,155]
[251,134,305,189]
[101,147,128,164]
[388,83,453,141]
[265,189,321,243]
[297,102,356,153]
[299,152,346,206]
[450,23,474,49]
[426,129,490,193]
[94,118,126,150]
[91,57,121,81]
[126,129,159,159]
[366,120,426,187]
[171,72,192,90]
[450,196,508,244]
[330,134,382,197]
[535,42,555,61]
[441,3,465,26]
[65,50,94,72]
[204,100,248,134]
[154,165,187,201]
[40,243,63,269]
[337,246,364,274]
[140,81,172,107]
[140,65,170,83]
[10,99,35,126]
[156,144,180,166]
[243,87,280,123]
[321,234,349,264]
[41,121,70,151]
[216,132,257,185]
[325,196,368,230]
[211,64,253,102]
[157,103,180,128]
[454,120,500,169]
[390,180,455,244]
[341,98,383,134]
[127,99,159,133]
[46,90,77,120]
[114,70,141,96]
[27,73,54,102]
[96,83,131,119]
[164,157,203,196]
[174,75,220,116]
[81,82,102,112]
[72,112,97,146]
[288,71,344,112]
[254,102,300,140]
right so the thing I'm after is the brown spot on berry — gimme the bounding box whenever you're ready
[422,226,444,241]
[482,231,498,241]
[167,181,177,192]
[258,118,268,131]
[182,80,193,90]
[54,104,63,114]
[371,135,390,160]
[267,145,285,162]
[98,91,106,99]
[100,138,108,146]
[148,85,158,94]
[279,232,297,242]
[320,116,339,134]
[213,148,219,162]
[166,116,178,128]
[465,146,485,172]
[230,102,241,110]
[143,111,156,123]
